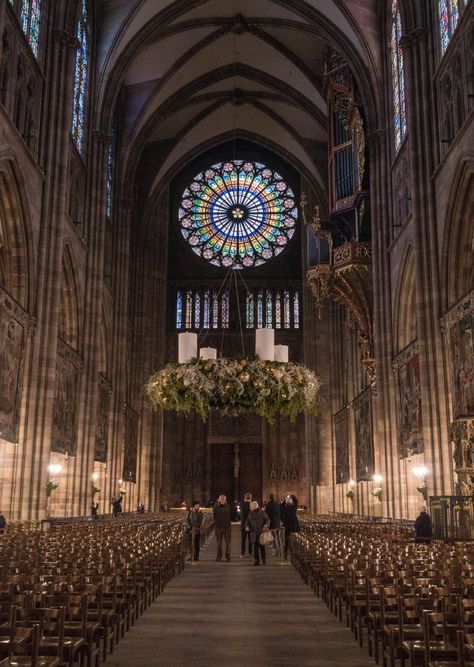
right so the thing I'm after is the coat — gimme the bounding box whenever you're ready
[240,500,251,528]
[265,499,281,529]
[186,509,203,531]
[280,501,299,532]
[246,509,270,544]
[414,512,432,540]
[213,503,232,529]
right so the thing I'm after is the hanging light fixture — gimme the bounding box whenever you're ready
[146,323,320,423]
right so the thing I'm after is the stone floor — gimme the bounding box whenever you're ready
[107,526,372,666]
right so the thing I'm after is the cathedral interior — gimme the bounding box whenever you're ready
[0,0,473,524]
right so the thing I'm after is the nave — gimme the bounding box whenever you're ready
[106,525,371,667]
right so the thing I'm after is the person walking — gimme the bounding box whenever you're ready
[186,500,203,561]
[414,506,433,543]
[266,493,282,557]
[213,494,232,561]
[91,502,99,520]
[240,492,253,558]
[280,494,299,560]
[246,501,270,565]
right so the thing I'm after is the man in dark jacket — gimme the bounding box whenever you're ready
[280,494,299,559]
[186,500,204,561]
[213,494,232,561]
[414,506,432,543]
[240,492,252,557]
[266,493,282,556]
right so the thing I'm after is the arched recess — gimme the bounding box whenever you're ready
[393,244,418,352]
[442,156,474,310]
[58,245,82,350]
[98,307,110,378]
[0,157,34,310]
[140,129,326,227]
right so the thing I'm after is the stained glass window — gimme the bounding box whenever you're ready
[391,1,407,152]
[438,0,461,53]
[20,0,41,57]
[179,160,297,269]
[275,291,282,329]
[212,290,218,329]
[194,292,201,329]
[293,291,300,329]
[246,292,254,328]
[176,290,183,329]
[265,291,273,328]
[106,129,115,218]
[71,0,88,153]
[185,290,193,329]
[203,290,211,328]
[221,291,230,328]
[257,290,264,328]
[283,290,291,329]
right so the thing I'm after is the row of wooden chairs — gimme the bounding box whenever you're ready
[291,518,474,667]
[0,515,187,667]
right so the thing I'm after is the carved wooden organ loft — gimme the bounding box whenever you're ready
[306,48,374,382]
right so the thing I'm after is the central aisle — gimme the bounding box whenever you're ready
[107,525,372,667]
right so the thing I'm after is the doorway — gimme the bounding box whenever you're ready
[210,443,262,503]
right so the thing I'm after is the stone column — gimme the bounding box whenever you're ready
[401,28,453,496]
[367,128,401,518]
[12,28,77,520]
[106,196,133,508]
[70,129,109,516]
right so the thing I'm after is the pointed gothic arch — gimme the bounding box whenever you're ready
[58,245,82,350]
[0,157,34,310]
[393,244,418,352]
[442,155,474,309]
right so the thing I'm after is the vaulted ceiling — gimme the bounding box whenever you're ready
[97,0,381,204]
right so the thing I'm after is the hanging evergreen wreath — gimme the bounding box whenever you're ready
[145,357,321,423]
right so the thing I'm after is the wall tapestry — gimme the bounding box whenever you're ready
[334,407,350,483]
[0,289,27,443]
[394,341,423,458]
[95,374,111,462]
[353,386,374,482]
[122,405,138,483]
[445,290,474,419]
[52,341,82,456]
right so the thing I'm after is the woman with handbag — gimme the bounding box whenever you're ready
[245,501,270,565]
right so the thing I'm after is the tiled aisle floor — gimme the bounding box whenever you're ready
[106,526,372,666]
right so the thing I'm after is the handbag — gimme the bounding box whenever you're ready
[259,529,274,546]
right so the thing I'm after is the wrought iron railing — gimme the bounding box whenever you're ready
[430,496,474,540]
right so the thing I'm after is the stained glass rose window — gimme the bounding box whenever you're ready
[179,160,297,269]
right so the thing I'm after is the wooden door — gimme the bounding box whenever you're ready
[239,443,262,504]
[210,443,234,503]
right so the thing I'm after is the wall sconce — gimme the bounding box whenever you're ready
[412,465,428,501]
[371,473,382,501]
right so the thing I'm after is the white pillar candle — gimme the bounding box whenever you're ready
[255,328,274,361]
[274,344,289,363]
[199,347,217,360]
[178,332,197,363]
